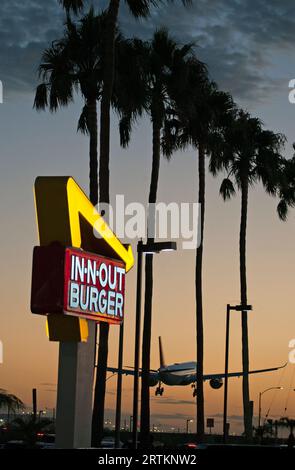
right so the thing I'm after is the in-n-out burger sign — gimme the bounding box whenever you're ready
[66,248,125,321]
[31,244,126,325]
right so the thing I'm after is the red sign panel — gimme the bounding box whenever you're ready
[31,245,126,325]
[64,248,125,324]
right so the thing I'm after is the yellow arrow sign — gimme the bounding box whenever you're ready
[34,176,134,271]
[33,176,134,341]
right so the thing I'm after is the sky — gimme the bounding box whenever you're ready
[1,0,295,436]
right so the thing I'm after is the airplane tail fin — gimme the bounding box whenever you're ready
[159,336,166,368]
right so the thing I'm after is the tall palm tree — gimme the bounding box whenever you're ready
[34,9,112,444]
[34,11,123,446]
[216,110,285,440]
[118,31,207,445]
[163,79,235,440]
[140,32,197,447]
[59,0,192,446]
[0,389,24,423]
[193,88,235,442]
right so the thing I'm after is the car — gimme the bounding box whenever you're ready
[36,433,55,449]
[100,437,123,449]
[36,441,55,449]
[177,442,207,450]
[3,440,27,449]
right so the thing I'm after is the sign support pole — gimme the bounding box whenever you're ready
[114,322,124,448]
[55,322,96,448]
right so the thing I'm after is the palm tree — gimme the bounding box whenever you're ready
[34,10,123,446]
[193,88,235,442]
[216,110,285,440]
[59,0,192,447]
[11,416,53,448]
[118,30,207,446]
[0,389,25,423]
[140,32,197,447]
[163,79,235,440]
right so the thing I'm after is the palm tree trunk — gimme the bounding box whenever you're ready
[92,321,109,446]
[92,0,120,447]
[99,0,120,204]
[87,97,106,448]
[140,116,161,447]
[239,175,252,440]
[196,143,205,441]
[87,99,98,205]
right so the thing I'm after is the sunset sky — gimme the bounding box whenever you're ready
[1,0,295,435]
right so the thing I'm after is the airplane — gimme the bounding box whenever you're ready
[107,336,287,396]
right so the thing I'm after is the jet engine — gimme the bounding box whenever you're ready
[209,378,223,389]
[149,375,158,387]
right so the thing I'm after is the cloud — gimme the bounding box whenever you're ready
[0,0,64,95]
[106,387,133,396]
[151,397,195,406]
[39,382,56,386]
[118,0,293,103]
[0,0,294,103]
[151,412,190,421]
[209,413,244,422]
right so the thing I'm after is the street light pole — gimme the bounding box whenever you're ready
[223,304,230,443]
[186,419,193,434]
[32,388,37,422]
[132,240,177,449]
[258,387,283,429]
[258,392,262,429]
[115,321,124,448]
[129,415,133,433]
[223,304,252,444]
[132,240,143,450]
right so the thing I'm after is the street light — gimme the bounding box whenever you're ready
[258,387,283,429]
[132,240,177,449]
[38,410,44,422]
[186,419,193,434]
[223,303,252,443]
[129,415,133,433]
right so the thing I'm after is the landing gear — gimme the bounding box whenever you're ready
[155,383,164,396]
[192,383,197,397]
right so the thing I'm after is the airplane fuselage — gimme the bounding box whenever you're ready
[158,361,197,386]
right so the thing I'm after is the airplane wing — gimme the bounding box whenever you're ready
[203,362,287,381]
[107,367,137,376]
[107,367,159,380]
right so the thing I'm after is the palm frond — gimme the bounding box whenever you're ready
[220,178,236,201]
[77,104,89,135]
[161,116,180,159]
[33,83,48,110]
[59,0,84,14]
[126,0,158,18]
[0,390,25,412]
[126,0,191,18]
[119,114,132,148]
[277,199,288,221]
